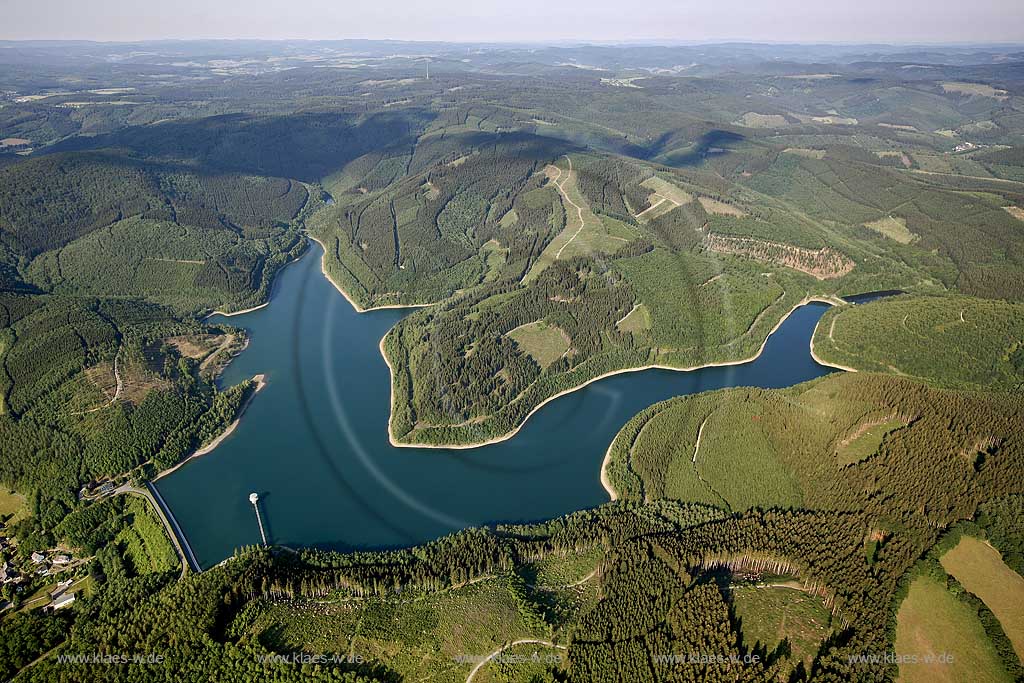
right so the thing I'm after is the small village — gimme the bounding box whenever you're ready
[1,496,88,614]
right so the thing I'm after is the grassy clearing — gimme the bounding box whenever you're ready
[641,175,693,206]
[526,547,604,588]
[730,585,832,669]
[699,196,746,216]
[499,207,519,228]
[738,112,789,128]
[895,575,1011,683]
[1004,206,1024,222]
[941,82,1008,99]
[0,487,27,524]
[508,321,570,368]
[835,417,909,466]
[480,239,508,283]
[810,115,858,125]
[525,161,624,280]
[940,536,1024,659]
[864,215,917,244]
[782,147,826,159]
[616,303,651,333]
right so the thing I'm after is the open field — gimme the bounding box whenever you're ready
[835,416,910,466]
[782,147,826,159]
[524,158,625,281]
[640,175,693,206]
[894,575,1011,683]
[698,196,746,216]
[737,112,789,128]
[730,584,832,669]
[508,321,570,368]
[615,302,651,333]
[941,82,1009,99]
[864,215,917,244]
[940,536,1024,659]
[0,487,27,523]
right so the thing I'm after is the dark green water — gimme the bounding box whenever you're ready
[156,244,836,568]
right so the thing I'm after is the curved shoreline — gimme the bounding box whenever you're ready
[309,233,434,313]
[600,440,619,501]
[191,238,858,505]
[204,302,269,319]
[203,241,311,320]
[384,294,849,452]
[154,374,266,481]
[808,322,860,373]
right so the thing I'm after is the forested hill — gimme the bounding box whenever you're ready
[812,295,1024,390]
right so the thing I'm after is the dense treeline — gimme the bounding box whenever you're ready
[46,110,432,183]
[0,152,307,257]
[0,611,72,681]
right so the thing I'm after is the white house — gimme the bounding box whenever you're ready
[50,593,76,610]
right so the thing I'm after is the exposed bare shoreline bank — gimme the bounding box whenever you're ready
[203,241,312,320]
[154,374,266,481]
[308,234,433,313]
[809,326,860,373]
[383,295,851,454]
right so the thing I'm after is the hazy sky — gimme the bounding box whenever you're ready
[2,0,1022,44]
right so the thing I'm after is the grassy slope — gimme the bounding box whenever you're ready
[0,487,27,523]
[116,496,179,575]
[895,575,1011,683]
[812,295,1024,390]
[940,536,1024,660]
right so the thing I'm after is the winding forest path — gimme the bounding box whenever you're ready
[465,639,567,683]
[552,156,588,259]
[199,333,236,372]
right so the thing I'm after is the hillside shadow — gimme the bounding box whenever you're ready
[46,109,437,182]
[654,129,746,167]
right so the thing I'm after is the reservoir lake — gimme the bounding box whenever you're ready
[156,243,837,568]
